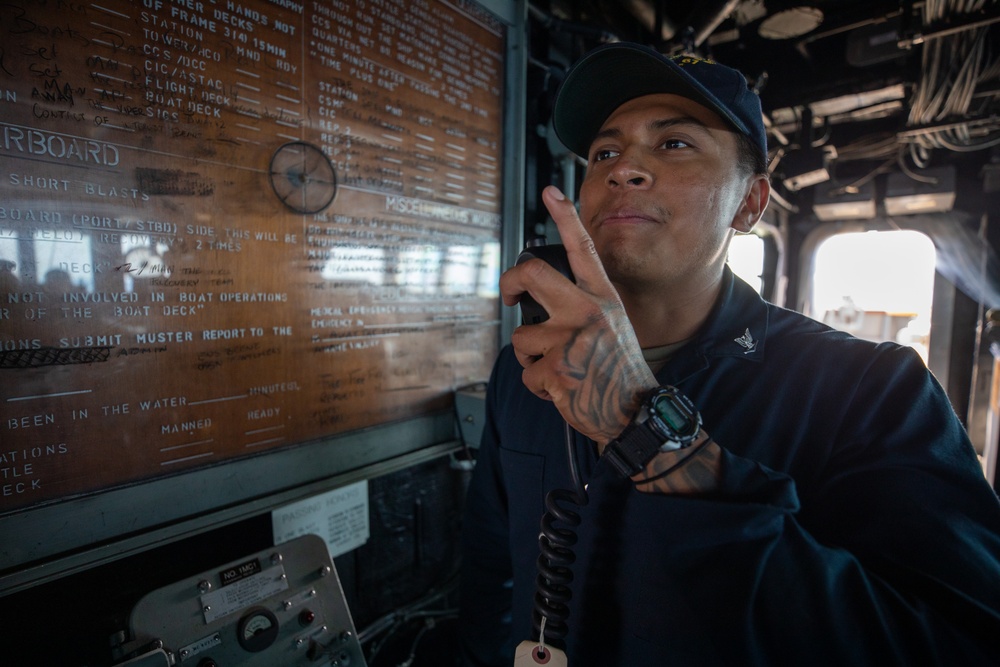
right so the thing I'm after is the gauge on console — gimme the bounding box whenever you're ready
[236,607,280,653]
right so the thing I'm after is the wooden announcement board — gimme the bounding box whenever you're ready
[0,0,504,512]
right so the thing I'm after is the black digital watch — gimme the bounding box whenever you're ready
[603,386,702,478]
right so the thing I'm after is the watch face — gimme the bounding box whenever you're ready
[649,388,701,441]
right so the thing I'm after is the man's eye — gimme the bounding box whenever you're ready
[661,138,690,149]
[593,149,619,162]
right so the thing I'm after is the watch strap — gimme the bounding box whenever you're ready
[603,418,664,477]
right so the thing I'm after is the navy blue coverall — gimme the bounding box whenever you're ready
[460,268,1000,666]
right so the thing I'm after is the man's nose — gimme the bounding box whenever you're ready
[607,152,652,188]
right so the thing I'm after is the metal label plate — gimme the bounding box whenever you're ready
[219,558,263,587]
[178,632,222,662]
[200,564,288,624]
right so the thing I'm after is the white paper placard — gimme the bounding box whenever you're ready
[272,481,370,558]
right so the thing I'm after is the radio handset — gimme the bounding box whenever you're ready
[514,241,574,325]
[512,241,583,665]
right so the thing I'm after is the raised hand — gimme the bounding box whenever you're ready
[500,186,659,448]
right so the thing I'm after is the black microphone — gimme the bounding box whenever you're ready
[515,241,574,324]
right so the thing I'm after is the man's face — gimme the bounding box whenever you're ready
[578,93,759,294]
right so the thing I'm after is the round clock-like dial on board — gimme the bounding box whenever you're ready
[268,141,338,214]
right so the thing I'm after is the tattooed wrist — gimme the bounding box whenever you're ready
[632,434,721,495]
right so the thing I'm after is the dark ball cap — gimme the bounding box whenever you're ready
[553,42,767,162]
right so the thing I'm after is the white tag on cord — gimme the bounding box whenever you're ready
[514,640,568,666]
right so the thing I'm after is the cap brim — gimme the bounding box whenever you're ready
[553,43,752,158]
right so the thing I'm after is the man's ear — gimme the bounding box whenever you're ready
[731,175,770,234]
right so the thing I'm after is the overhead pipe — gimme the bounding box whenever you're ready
[682,0,743,48]
[898,4,1000,49]
[619,0,678,42]
[621,0,739,49]
[527,4,619,43]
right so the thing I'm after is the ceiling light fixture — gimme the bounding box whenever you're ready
[884,165,957,215]
[780,145,837,192]
[758,7,824,40]
[813,181,877,221]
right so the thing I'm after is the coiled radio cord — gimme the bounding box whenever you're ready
[531,420,588,649]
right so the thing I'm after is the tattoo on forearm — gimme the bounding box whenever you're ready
[561,322,649,444]
[633,439,722,495]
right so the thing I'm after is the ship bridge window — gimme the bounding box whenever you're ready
[808,229,936,363]
[478,241,500,299]
[30,229,96,293]
[728,232,766,294]
[0,229,94,294]
[0,236,19,287]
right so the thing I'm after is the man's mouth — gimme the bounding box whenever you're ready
[598,208,658,226]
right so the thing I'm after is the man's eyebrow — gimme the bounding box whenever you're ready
[650,115,710,132]
[591,126,623,144]
[590,115,712,146]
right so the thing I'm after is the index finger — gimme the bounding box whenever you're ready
[541,185,611,293]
